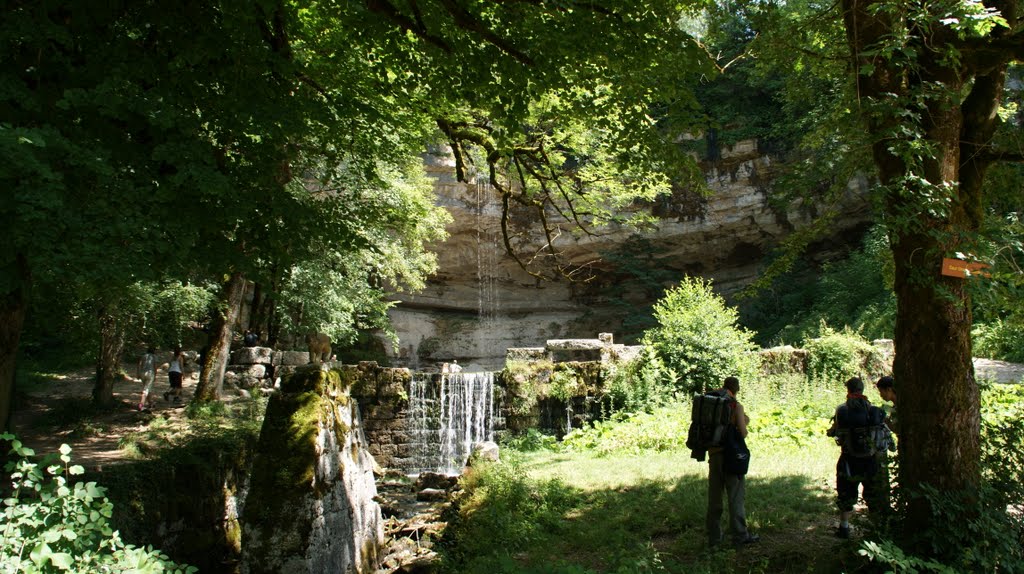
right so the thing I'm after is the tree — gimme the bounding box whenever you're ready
[2,1,717,423]
[643,276,760,393]
[837,0,1020,536]
[746,0,1024,546]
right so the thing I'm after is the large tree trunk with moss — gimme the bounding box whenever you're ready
[0,259,29,430]
[841,0,1012,544]
[195,272,246,402]
[93,304,127,408]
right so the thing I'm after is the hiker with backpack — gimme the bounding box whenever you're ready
[687,376,760,547]
[826,377,894,539]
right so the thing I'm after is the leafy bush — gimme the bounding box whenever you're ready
[741,226,897,347]
[643,276,759,394]
[501,359,551,416]
[973,319,1024,363]
[548,367,586,403]
[803,324,885,385]
[560,404,690,455]
[980,383,1024,508]
[0,434,195,574]
[601,346,677,415]
[442,457,577,571]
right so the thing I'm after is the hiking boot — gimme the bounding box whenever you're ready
[734,534,760,546]
[835,525,851,539]
[163,392,170,401]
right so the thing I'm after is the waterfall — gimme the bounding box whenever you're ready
[408,371,495,475]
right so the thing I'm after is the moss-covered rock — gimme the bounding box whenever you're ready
[241,365,383,574]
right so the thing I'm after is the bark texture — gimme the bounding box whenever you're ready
[194,272,247,401]
[93,305,127,408]
[0,260,29,430]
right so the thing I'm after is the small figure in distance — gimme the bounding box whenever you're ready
[243,329,259,348]
[163,346,187,404]
[449,360,463,374]
[137,345,158,411]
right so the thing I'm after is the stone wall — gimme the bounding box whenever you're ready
[241,364,383,574]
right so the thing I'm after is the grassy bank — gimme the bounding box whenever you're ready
[439,377,864,574]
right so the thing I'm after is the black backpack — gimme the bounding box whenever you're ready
[835,404,890,458]
[686,391,733,451]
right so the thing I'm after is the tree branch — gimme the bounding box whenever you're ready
[437,0,534,65]
[364,0,453,53]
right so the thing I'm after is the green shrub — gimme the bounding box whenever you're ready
[973,319,1024,363]
[643,276,759,394]
[560,403,690,456]
[802,324,885,385]
[980,383,1024,508]
[549,367,586,403]
[0,434,195,574]
[441,457,577,571]
[602,346,677,415]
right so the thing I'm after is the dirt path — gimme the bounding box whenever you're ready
[9,362,198,471]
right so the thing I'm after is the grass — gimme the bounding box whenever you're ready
[437,375,874,574]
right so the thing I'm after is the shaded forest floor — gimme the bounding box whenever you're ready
[9,362,202,469]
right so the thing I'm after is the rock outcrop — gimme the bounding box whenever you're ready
[241,364,384,574]
[385,141,873,370]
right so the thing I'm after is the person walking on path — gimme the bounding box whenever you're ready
[706,376,759,547]
[163,346,187,404]
[137,346,158,411]
[826,377,891,538]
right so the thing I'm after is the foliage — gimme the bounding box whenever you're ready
[802,324,885,385]
[560,406,690,456]
[501,359,552,417]
[275,158,449,346]
[741,227,897,347]
[972,319,1024,363]
[499,428,559,453]
[859,539,959,574]
[979,383,1024,508]
[601,346,678,415]
[0,434,195,574]
[643,276,759,394]
[441,457,578,572]
[548,367,586,403]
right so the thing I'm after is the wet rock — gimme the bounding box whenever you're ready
[415,472,457,492]
[415,488,448,502]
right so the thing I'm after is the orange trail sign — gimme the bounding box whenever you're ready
[941,258,991,279]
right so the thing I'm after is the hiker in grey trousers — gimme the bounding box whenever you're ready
[706,376,760,547]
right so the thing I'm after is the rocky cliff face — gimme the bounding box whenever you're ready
[386,141,873,371]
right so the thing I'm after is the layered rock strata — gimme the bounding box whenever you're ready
[386,141,873,370]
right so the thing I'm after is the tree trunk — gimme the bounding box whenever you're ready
[840,0,1001,546]
[93,304,127,408]
[194,272,246,402]
[0,256,29,431]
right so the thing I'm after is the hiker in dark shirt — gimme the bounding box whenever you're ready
[826,377,890,538]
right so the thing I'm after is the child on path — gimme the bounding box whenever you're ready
[137,346,158,411]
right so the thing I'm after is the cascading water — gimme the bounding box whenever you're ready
[408,371,495,475]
